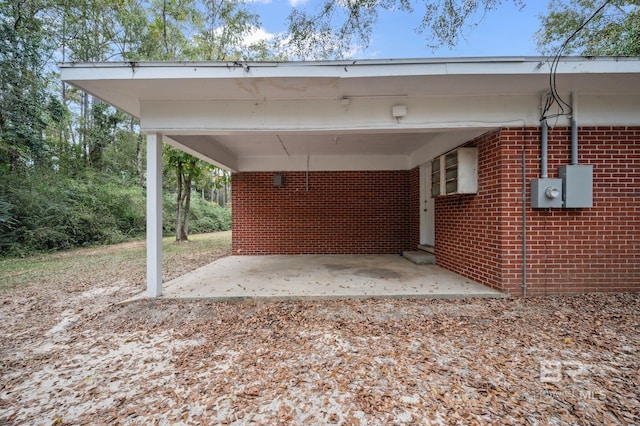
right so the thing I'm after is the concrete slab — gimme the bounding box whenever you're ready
[126,255,505,302]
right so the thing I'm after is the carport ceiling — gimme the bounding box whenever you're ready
[175,132,432,157]
[167,128,490,172]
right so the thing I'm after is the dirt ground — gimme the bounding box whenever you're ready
[0,235,638,425]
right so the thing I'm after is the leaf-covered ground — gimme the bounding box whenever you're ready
[1,233,638,425]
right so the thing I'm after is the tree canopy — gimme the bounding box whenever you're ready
[284,0,525,59]
[0,0,54,173]
[536,0,640,55]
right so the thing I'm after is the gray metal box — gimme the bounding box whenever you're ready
[531,178,564,208]
[559,165,593,208]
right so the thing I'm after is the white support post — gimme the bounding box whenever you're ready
[146,133,163,297]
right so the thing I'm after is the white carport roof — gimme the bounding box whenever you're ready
[60,56,640,172]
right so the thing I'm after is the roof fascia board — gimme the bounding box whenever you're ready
[60,57,640,83]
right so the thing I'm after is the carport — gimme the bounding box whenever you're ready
[60,57,640,298]
[59,59,500,297]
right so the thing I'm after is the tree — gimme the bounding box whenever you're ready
[206,167,231,206]
[216,168,231,207]
[163,148,211,241]
[56,0,132,167]
[145,0,265,241]
[536,0,640,56]
[1,0,244,255]
[0,0,53,172]
[189,0,268,61]
[284,0,524,59]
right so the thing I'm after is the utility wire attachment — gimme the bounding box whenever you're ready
[541,0,612,121]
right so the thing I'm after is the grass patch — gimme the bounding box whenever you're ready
[0,231,232,293]
[163,231,232,255]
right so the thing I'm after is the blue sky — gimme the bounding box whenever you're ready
[250,0,550,58]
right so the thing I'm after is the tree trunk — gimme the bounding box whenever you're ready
[132,117,144,187]
[81,92,89,165]
[175,161,183,241]
[180,179,191,241]
[222,182,227,207]
[162,0,169,57]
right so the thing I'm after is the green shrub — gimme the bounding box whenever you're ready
[162,191,231,237]
[0,171,230,257]
[0,171,146,257]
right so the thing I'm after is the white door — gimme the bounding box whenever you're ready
[419,162,435,247]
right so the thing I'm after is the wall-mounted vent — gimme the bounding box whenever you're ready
[431,147,478,197]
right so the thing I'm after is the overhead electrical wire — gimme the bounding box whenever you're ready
[277,134,291,157]
[541,0,613,121]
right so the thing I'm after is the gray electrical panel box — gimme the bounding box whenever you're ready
[559,165,593,208]
[531,178,564,208]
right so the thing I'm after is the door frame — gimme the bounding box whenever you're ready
[419,162,435,247]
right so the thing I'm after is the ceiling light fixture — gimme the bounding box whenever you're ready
[392,104,407,120]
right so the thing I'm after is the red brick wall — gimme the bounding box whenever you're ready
[435,130,505,291]
[230,127,639,295]
[435,126,640,296]
[515,126,640,295]
[232,171,411,254]
[409,166,420,250]
[500,127,541,296]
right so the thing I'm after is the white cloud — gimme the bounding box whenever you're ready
[208,26,275,47]
[289,0,309,6]
[242,26,276,46]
